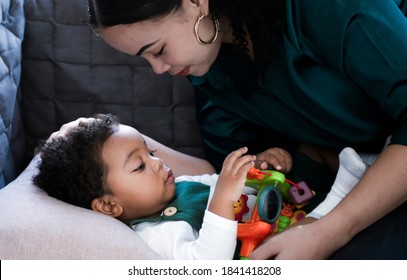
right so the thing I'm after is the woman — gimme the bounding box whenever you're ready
[87,0,407,259]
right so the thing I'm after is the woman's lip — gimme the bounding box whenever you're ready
[175,66,190,76]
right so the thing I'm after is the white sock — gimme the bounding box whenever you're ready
[306,147,369,219]
[359,153,378,167]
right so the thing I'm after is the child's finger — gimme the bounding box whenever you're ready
[223,147,249,165]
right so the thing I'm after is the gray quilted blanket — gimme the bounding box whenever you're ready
[0,0,24,188]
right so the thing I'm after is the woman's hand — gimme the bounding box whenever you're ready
[46,117,95,143]
[255,148,292,173]
[252,145,407,259]
[250,219,333,260]
[209,147,256,220]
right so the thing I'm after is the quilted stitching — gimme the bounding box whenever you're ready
[20,0,204,174]
[0,0,25,188]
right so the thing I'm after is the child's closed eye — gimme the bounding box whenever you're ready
[132,162,145,172]
[149,149,158,157]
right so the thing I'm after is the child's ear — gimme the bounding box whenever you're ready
[91,195,123,218]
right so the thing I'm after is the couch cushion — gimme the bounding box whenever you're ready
[0,0,25,188]
[0,156,161,259]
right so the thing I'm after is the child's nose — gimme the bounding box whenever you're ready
[152,157,164,172]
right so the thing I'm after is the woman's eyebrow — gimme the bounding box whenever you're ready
[136,40,160,56]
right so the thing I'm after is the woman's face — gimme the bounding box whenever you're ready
[100,0,224,77]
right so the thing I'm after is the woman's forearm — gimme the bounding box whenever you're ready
[316,144,407,251]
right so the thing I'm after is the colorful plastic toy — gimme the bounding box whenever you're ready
[237,167,314,259]
[236,187,279,260]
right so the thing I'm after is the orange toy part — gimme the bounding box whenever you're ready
[237,204,272,259]
[238,221,271,259]
[246,167,272,181]
[280,202,295,218]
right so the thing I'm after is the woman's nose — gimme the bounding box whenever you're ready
[148,57,171,75]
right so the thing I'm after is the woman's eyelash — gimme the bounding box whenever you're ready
[153,46,164,57]
[150,149,158,156]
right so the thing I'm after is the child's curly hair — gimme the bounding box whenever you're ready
[34,114,120,209]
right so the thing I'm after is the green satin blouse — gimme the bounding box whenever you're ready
[190,0,407,171]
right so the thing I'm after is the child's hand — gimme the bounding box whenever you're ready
[209,147,255,220]
[255,147,292,173]
[217,147,256,202]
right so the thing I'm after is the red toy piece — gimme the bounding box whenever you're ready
[234,194,249,222]
[246,167,272,181]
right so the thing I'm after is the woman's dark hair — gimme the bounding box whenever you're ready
[88,0,286,63]
[34,114,120,209]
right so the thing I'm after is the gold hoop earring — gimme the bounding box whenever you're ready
[194,13,220,45]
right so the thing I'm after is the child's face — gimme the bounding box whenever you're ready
[101,124,176,222]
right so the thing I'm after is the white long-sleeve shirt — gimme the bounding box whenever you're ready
[132,174,256,260]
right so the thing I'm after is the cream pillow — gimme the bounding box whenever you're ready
[0,157,161,259]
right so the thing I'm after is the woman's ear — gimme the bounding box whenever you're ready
[190,0,209,10]
[91,195,123,218]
